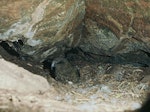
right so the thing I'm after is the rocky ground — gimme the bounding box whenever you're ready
[0,54,149,112]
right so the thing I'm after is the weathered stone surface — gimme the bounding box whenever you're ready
[0,0,150,65]
[0,0,85,62]
[0,58,50,93]
[90,1,149,45]
[85,0,150,38]
[80,0,150,65]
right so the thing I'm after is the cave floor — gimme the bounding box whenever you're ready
[0,59,149,112]
[0,46,150,112]
[45,61,150,112]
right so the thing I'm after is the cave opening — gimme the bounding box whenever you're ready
[0,39,150,112]
[0,41,20,57]
[0,40,150,83]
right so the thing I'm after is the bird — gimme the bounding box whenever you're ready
[51,57,65,70]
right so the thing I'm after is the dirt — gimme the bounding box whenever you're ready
[0,46,150,112]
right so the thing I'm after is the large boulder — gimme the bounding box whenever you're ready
[0,0,150,65]
[0,58,50,93]
[80,0,150,65]
[0,0,85,62]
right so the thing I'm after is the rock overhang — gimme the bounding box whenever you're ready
[0,0,149,66]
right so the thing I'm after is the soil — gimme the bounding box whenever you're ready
[0,45,150,112]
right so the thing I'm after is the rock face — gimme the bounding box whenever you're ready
[0,58,50,93]
[81,0,150,65]
[0,0,150,65]
[0,0,85,62]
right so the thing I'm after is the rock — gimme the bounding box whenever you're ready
[80,0,150,65]
[0,0,150,66]
[0,58,50,93]
[0,0,85,62]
